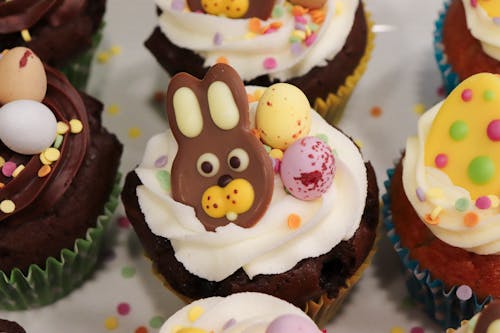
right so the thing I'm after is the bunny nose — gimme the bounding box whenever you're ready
[218,174,233,187]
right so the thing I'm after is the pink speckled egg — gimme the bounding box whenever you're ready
[280,136,335,200]
[266,314,319,333]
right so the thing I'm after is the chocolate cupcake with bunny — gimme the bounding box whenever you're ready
[122,63,379,327]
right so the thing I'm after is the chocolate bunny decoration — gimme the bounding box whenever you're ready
[186,0,276,20]
[166,63,274,232]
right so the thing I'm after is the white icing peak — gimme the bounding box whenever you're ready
[155,0,358,81]
[463,0,500,60]
[135,86,367,281]
[159,292,321,333]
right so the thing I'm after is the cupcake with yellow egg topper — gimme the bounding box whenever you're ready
[121,63,379,327]
[0,47,122,310]
[145,0,374,125]
[383,73,500,329]
[158,292,322,333]
[446,300,500,333]
[0,0,107,91]
[434,0,500,94]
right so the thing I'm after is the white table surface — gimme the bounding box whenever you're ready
[0,1,448,332]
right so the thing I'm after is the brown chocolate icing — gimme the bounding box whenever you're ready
[0,0,105,67]
[0,319,25,333]
[167,64,274,231]
[0,64,88,222]
[474,301,500,333]
[186,0,276,20]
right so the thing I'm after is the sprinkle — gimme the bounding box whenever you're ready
[223,319,236,330]
[494,17,500,26]
[38,165,51,178]
[0,183,4,189]
[455,198,469,212]
[413,103,425,115]
[171,0,185,10]
[156,170,171,191]
[155,155,168,168]
[215,56,228,65]
[410,327,424,333]
[21,29,31,42]
[272,5,284,18]
[117,303,131,316]
[0,200,15,214]
[437,85,445,96]
[475,196,492,209]
[334,1,344,15]
[57,121,70,135]
[104,316,118,330]
[128,127,142,139]
[12,166,25,178]
[427,188,443,199]
[291,29,306,40]
[456,285,473,300]
[272,158,281,173]
[464,212,479,227]
[370,106,382,117]
[149,316,165,329]
[69,119,83,133]
[213,32,223,46]
[121,266,136,278]
[263,145,271,153]
[53,134,64,149]
[226,211,237,221]
[292,6,308,16]
[135,327,148,333]
[107,104,120,115]
[461,88,473,102]
[97,51,111,64]
[354,139,363,148]
[110,45,122,55]
[489,195,499,208]
[390,327,405,333]
[470,0,477,7]
[304,32,317,46]
[244,32,256,40]
[270,21,283,30]
[0,156,4,168]
[118,216,130,228]
[263,57,277,70]
[430,206,443,220]
[316,133,328,144]
[43,148,60,163]
[416,187,426,202]
[2,161,16,177]
[188,306,204,322]
[424,213,440,225]
[40,153,51,166]
[310,9,326,24]
[248,18,262,33]
[269,149,283,160]
[290,42,303,56]
[294,15,307,25]
[287,214,301,230]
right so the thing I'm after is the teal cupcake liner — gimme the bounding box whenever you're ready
[433,0,460,95]
[59,24,104,91]
[0,173,121,310]
[382,168,491,330]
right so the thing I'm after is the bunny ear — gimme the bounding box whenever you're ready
[207,81,240,130]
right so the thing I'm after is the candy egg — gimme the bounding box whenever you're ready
[0,47,47,104]
[0,100,57,155]
[289,0,327,9]
[266,314,319,333]
[280,136,335,200]
[256,83,311,150]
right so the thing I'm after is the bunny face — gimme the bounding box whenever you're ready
[186,0,276,20]
[166,63,274,232]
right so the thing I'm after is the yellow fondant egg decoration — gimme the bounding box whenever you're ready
[424,73,500,199]
[256,83,311,150]
[476,0,500,18]
[0,47,47,104]
[201,0,249,18]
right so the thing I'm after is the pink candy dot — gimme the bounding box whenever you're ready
[434,153,448,168]
[2,161,16,177]
[117,302,131,316]
[470,0,477,7]
[263,57,277,70]
[487,119,500,141]
[461,88,473,102]
[476,196,492,210]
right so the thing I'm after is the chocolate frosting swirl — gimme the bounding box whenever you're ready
[0,64,88,222]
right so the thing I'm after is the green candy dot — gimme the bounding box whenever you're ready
[121,266,136,278]
[315,133,329,144]
[468,156,495,185]
[149,316,165,329]
[272,5,284,18]
[156,170,171,191]
[454,197,469,212]
[484,89,495,102]
[263,144,272,153]
[449,120,469,141]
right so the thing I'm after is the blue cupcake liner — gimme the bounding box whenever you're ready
[433,0,460,95]
[382,168,492,329]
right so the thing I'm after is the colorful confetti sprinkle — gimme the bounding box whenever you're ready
[128,127,142,139]
[118,216,131,228]
[456,285,473,301]
[121,266,136,279]
[117,302,131,316]
[287,214,302,230]
[69,119,83,134]
[107,104,120,115]
[104,316,118,330]
[413,103,426,115]
[149,316,165,329]
[263,57,277,70]
[370,106,382,117]
[0,200,15,214]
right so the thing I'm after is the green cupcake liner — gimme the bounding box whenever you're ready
[59,24,104,92]
[0,173,121,310]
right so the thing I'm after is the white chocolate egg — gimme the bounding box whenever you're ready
[256,83,311,150]
[0,100,57,155]
[0,47,47,104]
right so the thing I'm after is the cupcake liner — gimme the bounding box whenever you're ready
[433,0,460,95]
[0,173,121,310]
[382,168,492,329]
[314,4,375,125]
[59,24,104,92]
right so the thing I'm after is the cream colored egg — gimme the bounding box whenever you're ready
[0,47,47,104]
[256,83,311,150]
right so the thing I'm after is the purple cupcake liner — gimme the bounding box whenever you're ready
[382,168,492,329]
[433,0,460,95]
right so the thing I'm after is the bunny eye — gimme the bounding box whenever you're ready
[197,153,220,177]
[227,148,249,172]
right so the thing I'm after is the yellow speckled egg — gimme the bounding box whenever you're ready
[256,83,311,150]
[0,47,47,104]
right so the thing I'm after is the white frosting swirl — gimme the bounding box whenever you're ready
[155,0,358,81]
[402,103,500,255]
[463,0,500,60]
[135,87,367,282]
[159,292,321,333]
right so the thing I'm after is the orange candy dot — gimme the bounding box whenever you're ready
[216,56,228,64]
[424,213,440,225]
[135,327,148,333]
[38,165,51,178]
[287,214,301,230]
[464,212,479,227]
[248,18,261,33]
[370,106,382,117]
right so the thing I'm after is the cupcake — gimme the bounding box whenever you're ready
[0,319,25,333]
[145,0,374,125]
[0,47,122,310]
[159,292,321,333]
[0,0,106,90]
[446,300,500,333]
[434,0,500,94]
[383,73,500,329]
[122,63,379,327]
